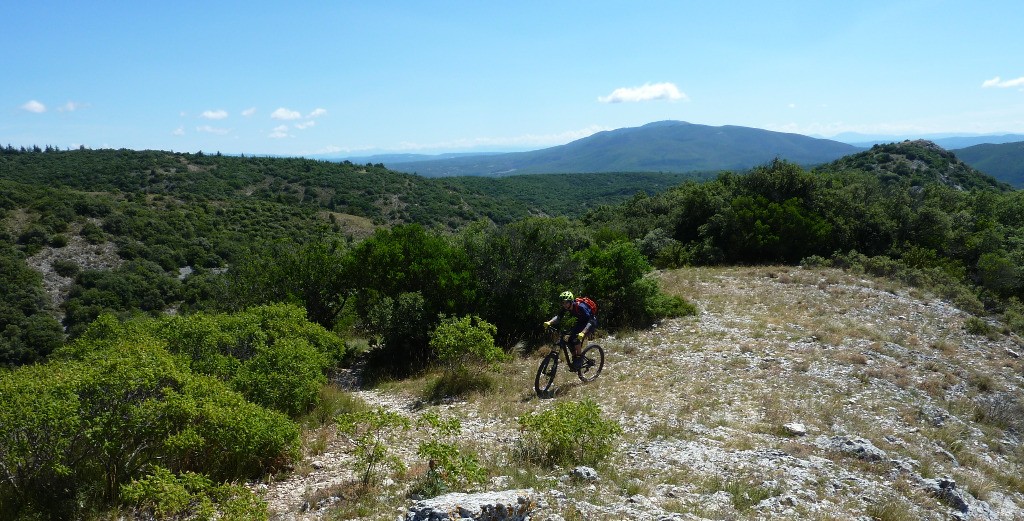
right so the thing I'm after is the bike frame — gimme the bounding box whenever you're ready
[549,328,580,362]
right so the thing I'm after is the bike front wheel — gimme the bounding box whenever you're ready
[576,344,604,383]
[534,352,559,397]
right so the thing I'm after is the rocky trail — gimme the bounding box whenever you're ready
[257,266,1024,521]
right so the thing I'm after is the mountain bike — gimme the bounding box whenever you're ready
[534,326,604,397]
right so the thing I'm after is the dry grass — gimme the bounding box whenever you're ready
[291,265,1024,520]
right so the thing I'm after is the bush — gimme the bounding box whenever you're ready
[0,360,85,519]
[430,314,506,370]
[1004,298,1024,336]
[336,408,411,488]
[411,412,486,497]
[143,303,344,415]
[121,466,268,521]
[575,240,695,329]
[52,258,80,277]
[231,337,327,417]
[1,332,300,519]
[517,398,622,467]
[965,316,995,337]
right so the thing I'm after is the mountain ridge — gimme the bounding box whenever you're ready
[360,122,1024,187]
[388,121,863,177]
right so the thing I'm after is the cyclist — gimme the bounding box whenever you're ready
[543,291,597,370]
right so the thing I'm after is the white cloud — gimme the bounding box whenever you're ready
[269,125,291,139]
[308,108,327,118]
[598,82,688,103]
[201,109,229,120]
[172,126,185,136]
[242,107,257,117]
[295,120,316,130]
[58,101,85,112]
[271,107,302,120]
[196,125,230,135]
[21,100,46,113]
[982,76,1024,88]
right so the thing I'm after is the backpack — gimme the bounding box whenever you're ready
[576,296,598,316]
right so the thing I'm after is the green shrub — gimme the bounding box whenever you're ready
[965,316,994,337]
[517,399,622,467]
[1,320,301,519]
[411,412,487,497]
[231,337,327,416]
[0,360,85,519]
[1003,298,1024,335]
[161,374,301,481]
[139,303,342,415]
[121,466,267,521]
[458,217,589,346]
[52,258,80,277]
[430,314,507,370]
[574,240,696,329]
[336,408,411,488]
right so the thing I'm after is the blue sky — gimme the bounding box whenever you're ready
[4,1,1024,157]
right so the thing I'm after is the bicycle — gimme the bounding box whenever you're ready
[534,326,604,397]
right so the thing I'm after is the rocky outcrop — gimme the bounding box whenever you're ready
[404,490,538,521]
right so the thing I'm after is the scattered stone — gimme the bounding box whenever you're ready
[570,466,599,481]
[1005,347,1021,358]
[919,405,950,427]
[922,478,968,514]
[819,435,888,462]
[783,422,808,436]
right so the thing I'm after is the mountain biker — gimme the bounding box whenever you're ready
[543,291,597,370]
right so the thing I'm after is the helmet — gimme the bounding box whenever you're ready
[559,290,574,302]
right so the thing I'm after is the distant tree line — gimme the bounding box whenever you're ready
[586,158,1024,324]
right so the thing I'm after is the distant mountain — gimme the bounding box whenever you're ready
[829,131,1024,149]
[817,140,1011,192]
[955,141,1024,188]
[390,121,862,177]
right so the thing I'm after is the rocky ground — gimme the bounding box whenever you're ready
[253,266,1024,521]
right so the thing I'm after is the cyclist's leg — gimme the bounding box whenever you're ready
[569,325,585,357]
[568,325,585,368]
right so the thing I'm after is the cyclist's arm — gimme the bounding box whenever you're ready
[578,304,597,336]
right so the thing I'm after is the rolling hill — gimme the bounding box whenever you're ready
[816,139,1012,192]
[389,121,863,177]
[954,141,1024,188]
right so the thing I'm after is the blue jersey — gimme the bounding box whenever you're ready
[549,299,598,333]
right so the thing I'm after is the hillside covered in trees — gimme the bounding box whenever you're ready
[2,141,1024,519]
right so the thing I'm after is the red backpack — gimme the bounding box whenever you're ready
[576,296,598,316]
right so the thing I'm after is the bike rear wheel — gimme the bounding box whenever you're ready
[534,352,559,397]
[576,344,604,383]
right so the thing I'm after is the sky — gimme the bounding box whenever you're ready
[3,1,1024,157]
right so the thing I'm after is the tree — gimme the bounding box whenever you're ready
[459,218,589,346]
[227,238,355,330]
[0,246,63,366]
